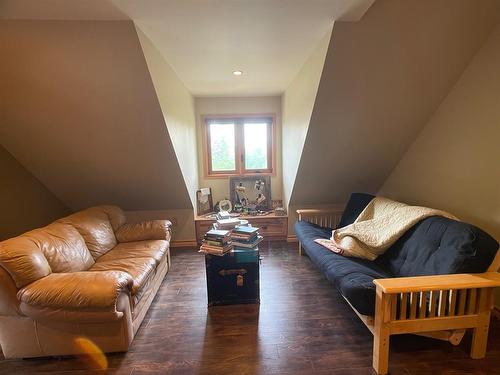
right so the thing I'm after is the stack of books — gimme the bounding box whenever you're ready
[200,229,233,255]
[230,226,263,248]
[216,217,240,230]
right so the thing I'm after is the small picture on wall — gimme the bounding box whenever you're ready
[196,188,214,216]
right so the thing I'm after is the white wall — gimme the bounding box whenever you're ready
[281,26,332,210]
[379,22,500,304]
[0,20,192,211]
[0,145,69,241]
[136,25,199,208]
[290,0,500,209]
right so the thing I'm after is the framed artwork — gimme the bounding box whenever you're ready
[196,188,214,216]
[229,176,272,211]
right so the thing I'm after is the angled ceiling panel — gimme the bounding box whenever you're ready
[0,20,192,211]
[290,0,500,206]
[281,26,333,208]
[135,25,198,208]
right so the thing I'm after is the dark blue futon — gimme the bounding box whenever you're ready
[295,193,499,316]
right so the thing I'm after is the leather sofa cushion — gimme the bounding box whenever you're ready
[375,216,499,277]
[24,223,94,273]
[295,220,391,316]
[0,236,51,288]
[99,205,126,231]
[99,240,169,265]
[17,271,132,309]
[116,220,171,243]
[58,207,118,260]
[90,257,156,298]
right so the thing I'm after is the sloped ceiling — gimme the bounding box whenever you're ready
[0,20,192,211]
[135,26,199,208]
[0,0,128,20]
[113,0,374,96]
[290,0,500,206]
[281,27,333,209]
[0,0,375,97]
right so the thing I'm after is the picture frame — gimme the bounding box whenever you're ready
[272,200,283,209]
[196,188,214,216]
[229,176,272,211]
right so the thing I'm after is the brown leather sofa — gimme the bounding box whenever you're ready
[0,205,171,359]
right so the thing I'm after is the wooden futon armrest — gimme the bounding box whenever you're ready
[374,272,500,294]
[296,208,344,216]
[296,207,344,228]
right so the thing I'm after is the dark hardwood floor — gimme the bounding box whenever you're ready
[1,241,500,374]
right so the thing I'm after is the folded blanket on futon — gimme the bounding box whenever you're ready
[315,197,457,260]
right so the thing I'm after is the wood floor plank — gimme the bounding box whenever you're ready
[1,241,499,375]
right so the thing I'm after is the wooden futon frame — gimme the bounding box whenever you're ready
[297,208,500,375]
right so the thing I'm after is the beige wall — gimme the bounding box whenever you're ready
[194,96,282,205]
[379,22,500,304]
[136,26,198,207]
[290,0,500,212]
[0,145,69,241]
[282,26,332,210]
[0,20,192,211]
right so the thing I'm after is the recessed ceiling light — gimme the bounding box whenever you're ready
[232,70,243,76]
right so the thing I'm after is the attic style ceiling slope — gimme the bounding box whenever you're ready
[0,0,375,97]
[0,20,192,211]
[290,0,500,206]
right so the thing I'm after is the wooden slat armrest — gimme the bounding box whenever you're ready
[296,208,344,215]
[374,272,500,294]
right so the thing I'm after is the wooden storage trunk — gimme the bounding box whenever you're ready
[205,248,260,306]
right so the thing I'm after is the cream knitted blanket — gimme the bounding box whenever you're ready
[315,197,457,260]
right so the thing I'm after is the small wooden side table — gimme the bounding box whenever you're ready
[195,212,287,244]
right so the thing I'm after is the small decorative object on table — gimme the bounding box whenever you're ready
[272,200,283,209]
[274,207,286,216]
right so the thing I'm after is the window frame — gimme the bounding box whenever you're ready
[203,114,275,178]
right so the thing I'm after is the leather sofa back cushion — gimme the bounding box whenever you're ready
[58,207,118,260]
[99,205,126,231]
[26,223,94,273]
[376,216,499,277]
[0,236,51,288]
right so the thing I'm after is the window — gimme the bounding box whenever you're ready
[204,116,274,176]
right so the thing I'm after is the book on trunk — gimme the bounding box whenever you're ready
[232,235,263,249]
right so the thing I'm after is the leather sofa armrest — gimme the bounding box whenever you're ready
[115,220,172,243]
[17,271,133,320]
[0,266,22,316]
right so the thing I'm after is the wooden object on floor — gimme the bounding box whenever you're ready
[194,212,287,244]
[296,208,344,254]
[371,272,500,374]
[296,208,500,375]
